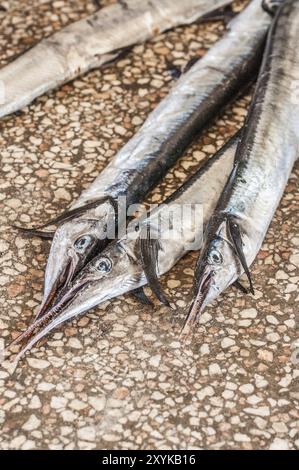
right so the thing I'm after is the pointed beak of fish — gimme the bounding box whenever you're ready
[36,231,107,321]
[34,255,77,321]
[8,274,93,360]
[181,265,213,335]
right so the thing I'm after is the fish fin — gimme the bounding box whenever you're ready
[131,287,154,307]
[103,45,133,69]
[92,0,101,9]
[183,56,201,74]
[118,0,128,9]
[227,217,254,295]
[13,196,118,233]
[201,4,236,26]
[11,226,55,240]
[233,280,249,295]
[138,226,170,307]
[165,59,182,80]
[262,0,282,15]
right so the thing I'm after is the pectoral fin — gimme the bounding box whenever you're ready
[262,0,282,15]
[93,0,101,9]
[138,226,170,307]
[131,287,154,306]
[227,217,254,295]
[12,227,55,240]
[233,280,248,295]
[183,56,201,74]
[201,4,236,25]
[13,196,118,235]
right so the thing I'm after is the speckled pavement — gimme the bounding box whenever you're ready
[0,0,298,450]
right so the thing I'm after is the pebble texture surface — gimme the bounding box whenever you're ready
[0,0,298,450]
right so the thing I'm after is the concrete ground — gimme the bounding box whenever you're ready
[0,0,298,450]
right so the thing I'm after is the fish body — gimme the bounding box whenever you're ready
[0,0,233,118]
[35,0,272,318]
[72,0,270,209]
[13,133,240,356]
[186,0,299,328]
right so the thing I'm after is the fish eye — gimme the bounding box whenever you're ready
[94,257,112,274]
[208,249,223,265]
[74,235,93,254]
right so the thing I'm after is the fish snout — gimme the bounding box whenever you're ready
[181,265,213,335]
[35,253,78,321]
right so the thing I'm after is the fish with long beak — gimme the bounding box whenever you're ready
[16,0,273,320]
[0,0,234,119]
[184,0,299,332]
[11,132,241,359]
[26,197,118,320]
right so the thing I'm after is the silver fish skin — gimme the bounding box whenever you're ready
[35,0,271,319]
[185,0,299,329]
[0,0,233,118]
[13,134,239,358]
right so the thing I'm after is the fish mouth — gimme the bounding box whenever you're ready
[8,274,92,360]
[36,237,108,321]
[181,265,213,335]
[33,256,77,322]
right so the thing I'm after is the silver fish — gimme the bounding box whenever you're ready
[18,0,271,321]
[12,133,240,358]
[0,0,233,118]
[184,0,299,332]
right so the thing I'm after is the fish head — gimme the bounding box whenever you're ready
[40,204,114,317]
[68,239,141,312]
[198,231,237,302]
[183,219,238,331]
[14,239,142,359]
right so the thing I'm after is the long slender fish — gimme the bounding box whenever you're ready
[18,0,272,322]
[183,0,299,332]
[12,133,240,358]
[0,0,233,118]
